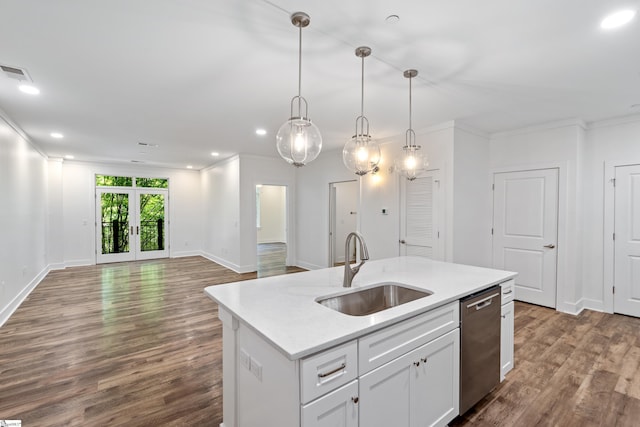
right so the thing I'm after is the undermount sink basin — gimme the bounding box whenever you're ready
[316,282,433,316]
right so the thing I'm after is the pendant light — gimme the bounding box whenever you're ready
[396,69,428,181]
[276,12,322,167]
[343,46,381,176]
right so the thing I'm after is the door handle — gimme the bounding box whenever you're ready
[136,226,139,235]
[130,226,133,235]
[399,240,406,244]
[544,244,555,249]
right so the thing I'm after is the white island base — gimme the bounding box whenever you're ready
[206,257,516,427]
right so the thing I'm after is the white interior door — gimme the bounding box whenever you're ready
[492,169,558,308]
[614,164,640,317]
[399,170,443,260]
[329,181,358,266]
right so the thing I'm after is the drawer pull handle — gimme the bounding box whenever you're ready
[421,357,428,363]
[318,363,346,378]
[414,361,420,367]
[503,290,513,295]
[351,396,359,404]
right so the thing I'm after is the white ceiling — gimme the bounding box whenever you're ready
[1,0,639,170]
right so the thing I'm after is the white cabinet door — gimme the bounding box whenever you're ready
[410,330,460,427]
[614,164,640,317]
[360,330,459,427]
[492,169,559,308]
[302,380,358,427]
[360,351,412,427]
[500,301,514,381]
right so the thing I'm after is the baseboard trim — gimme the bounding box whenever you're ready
[559,298,585,316]
[295,260,326,271]
[200,251,254,274]
[0,265,50,328]
[171,250,202,258]
[582,298,606,313]
[65,259,94,268]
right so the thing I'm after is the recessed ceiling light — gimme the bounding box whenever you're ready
[601,10,636,29]
[18,84,40,95]
[211,152,220,157]
[256,128,267,136]
[50,132,64,139]
[64,154,74,160]
[187,165,193,169]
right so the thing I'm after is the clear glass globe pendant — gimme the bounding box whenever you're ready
[396,69,428,181]
[343,46,380,176]
[276,12,322,167]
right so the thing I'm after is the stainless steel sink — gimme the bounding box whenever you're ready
[316,282,433,316]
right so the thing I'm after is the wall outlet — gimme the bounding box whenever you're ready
[239,348,251,370]
[250,357,263,381]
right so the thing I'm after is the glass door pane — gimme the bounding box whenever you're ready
[136,190,169,260]
[96,189,135,263]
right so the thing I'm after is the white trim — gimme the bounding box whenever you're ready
[562,298,585,316]
[0,107,48,159]
[200,251,253,274]
[491,118,587,139]
[64,259,94,268]
[587,113,640,130]
[295,260,325,271]
[171,250,202,258]
[0,265,50,328]
[583,298,606,313]
[490,162,570,312]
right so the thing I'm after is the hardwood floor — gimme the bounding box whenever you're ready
[1,257,640,426]
[257,242,289,278]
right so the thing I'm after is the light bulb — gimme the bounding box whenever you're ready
[357,146,369,161]
[405,155,416,170]
[294,131,306,152]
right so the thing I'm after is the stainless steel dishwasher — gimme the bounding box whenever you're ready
[459,285,501,414]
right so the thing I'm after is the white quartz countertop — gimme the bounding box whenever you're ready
[204,256,516,360]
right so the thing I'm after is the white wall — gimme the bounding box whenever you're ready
[296,149,356,269]
[583,115,640,312]
[452,126,491,267]
[60,160,202,266]
[0,115,49,326]
[257,185,287,244]
[201,156,242,271]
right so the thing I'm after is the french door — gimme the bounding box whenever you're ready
[96,188,169,263]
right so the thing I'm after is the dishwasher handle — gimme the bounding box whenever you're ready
[466,292,500,311]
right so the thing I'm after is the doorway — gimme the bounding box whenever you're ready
[96,175,169,264]
[613,164,640,317]
[329,180,358,267]
[492,168,559,308]
[256,184,288,277]
[399,170,443,259]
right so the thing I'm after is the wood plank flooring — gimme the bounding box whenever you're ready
[2,257,640,426]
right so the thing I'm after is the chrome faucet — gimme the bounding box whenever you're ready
[343,232,370,287]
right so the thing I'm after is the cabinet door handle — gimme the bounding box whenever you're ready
[421,357,428,363]
[544,244,555,249]
[351,396,359,404]
[318,363,346,378]
[414,361,420,367]
[399,239,406,244]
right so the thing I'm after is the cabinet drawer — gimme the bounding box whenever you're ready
[501,279,515,304]
[358,301,459,374]
[301,340,358,404]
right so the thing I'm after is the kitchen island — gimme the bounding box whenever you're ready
[205,256,516,427]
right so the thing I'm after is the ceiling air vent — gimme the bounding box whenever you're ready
[0,64,32,82]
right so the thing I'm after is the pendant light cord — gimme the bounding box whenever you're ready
[360,54,365,117]
[297,24,302,116]
[408,74,413,136]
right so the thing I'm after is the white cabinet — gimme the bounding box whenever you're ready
[500,301,514,380]
[500,279,515,381]
[360,329,460,427]
[302,380,359,427]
